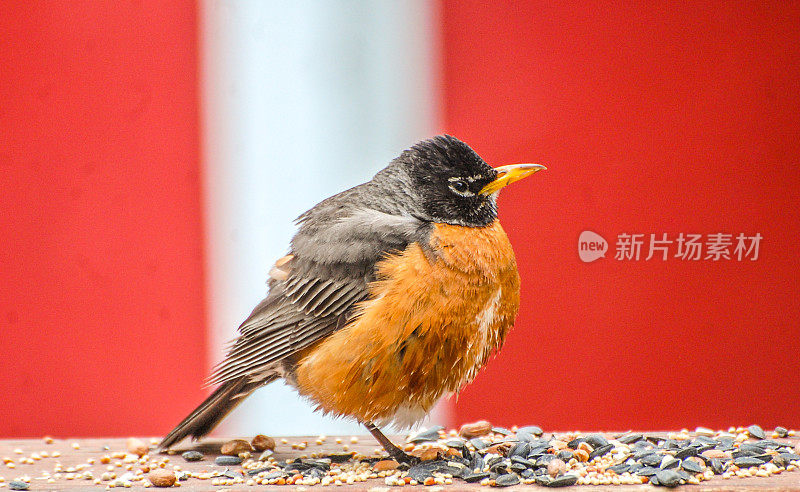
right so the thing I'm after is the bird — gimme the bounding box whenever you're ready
[159,135,545,463]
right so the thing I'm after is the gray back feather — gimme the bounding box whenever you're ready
[208,167,432,386]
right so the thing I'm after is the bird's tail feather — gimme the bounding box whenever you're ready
[159,377,272,449]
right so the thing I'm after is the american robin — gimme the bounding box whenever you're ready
[160,135,545,462]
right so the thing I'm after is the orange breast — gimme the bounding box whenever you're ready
[293,220,520,427]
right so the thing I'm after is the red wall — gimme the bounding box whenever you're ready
[442,2,800,430]
[0,2,206,437]
[2,1,799,439]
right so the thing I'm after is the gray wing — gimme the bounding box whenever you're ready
[208,207,430,386]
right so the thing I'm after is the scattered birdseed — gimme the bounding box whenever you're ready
[5,425,799,489]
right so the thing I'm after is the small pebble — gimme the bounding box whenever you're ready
[221,439,252,456]
[126,437,149,457]
[373,459,399,472]
[702,449,731,459]
[148,469,176,488]
[459,421,492,438]
[251,434,275,452]
[8,481,29,491]
[215,456,242,466]
[180,451,203,462]
[546,458,566,478]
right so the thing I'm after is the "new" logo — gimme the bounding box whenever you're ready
[578,231,608,263]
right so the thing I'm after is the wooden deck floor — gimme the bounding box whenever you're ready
[1,437,798,491]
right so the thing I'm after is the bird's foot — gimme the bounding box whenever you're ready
[388,449,419,466]
[363,421,419,466]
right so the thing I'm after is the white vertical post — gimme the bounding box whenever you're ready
[200,0,440,435]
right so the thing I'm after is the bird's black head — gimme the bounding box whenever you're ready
[391,135,501,227]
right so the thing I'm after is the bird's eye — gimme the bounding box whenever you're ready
[449,179,470,194]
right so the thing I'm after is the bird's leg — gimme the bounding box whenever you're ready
[363,421,418,465]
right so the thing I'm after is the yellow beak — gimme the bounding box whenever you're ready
[480,163,547,195]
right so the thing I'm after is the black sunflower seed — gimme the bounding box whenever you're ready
[517,425,544,437]
[608,463,630,474]
[733,456,764,468]
[567,437,585,449]
[636,466,659,477]
[681,459,703,474]
[654,469,682,487]
[674,446,697,459]
[327,453,355,463]
[660,456,680,470]
[492,427,513,436]
[557,450,574,461]
[463,472,489,483]
[546,474,578,487]
[747,425,766,440]
[510,456,534,468]
[589,443,614,461]
[508,442,529,458]
[639,453,663,467]
[535,455,557,468]
[618,433,644,444]
[585,434,609,448]
[410,426,443,443]
[470,437,489,450]
[493,473,520,487]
